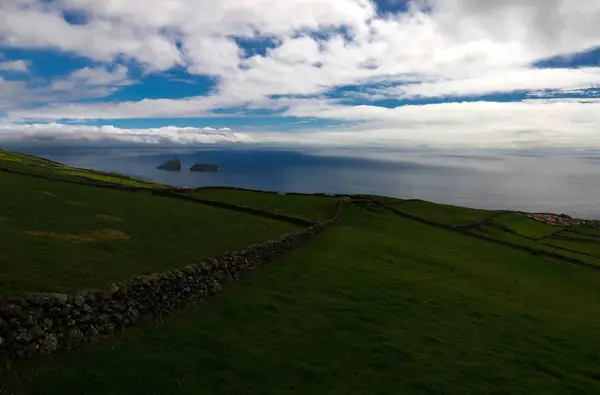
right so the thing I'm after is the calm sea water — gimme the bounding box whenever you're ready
[8,144,600,219]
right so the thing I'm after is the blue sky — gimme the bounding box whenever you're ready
[0,0,599,148]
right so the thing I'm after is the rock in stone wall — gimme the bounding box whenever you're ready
[0,199,346,365]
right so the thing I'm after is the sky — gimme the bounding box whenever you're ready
[0,0,599,149]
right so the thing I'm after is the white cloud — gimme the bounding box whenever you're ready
[2,0,599,87]
[367,67,600,99]
[210,0,600,103]
[0,59,29,72]
[2,101,600,149]
[0,0,374,73]
[0,123,251,145]
[0,65,133,111]
[5,95,242,120]
[288,100,600,148]
[58,0,375,36]
[522,98,600,104]
[1,0,600,149]
[430,0,600,59]
[527,88,600,98]
[50,65,132,92]
[0,2,182,70]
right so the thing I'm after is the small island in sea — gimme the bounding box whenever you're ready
[190,163,219,172]
[156,158,182,171]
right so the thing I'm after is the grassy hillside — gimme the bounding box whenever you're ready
[188,188,338,221]
[0,149,165,188]
[389,199,500,226]
[2,149,600,394]
[544,237,600,258]
[6,206,600,395]
[490,213,560,239]
[471,223,600,266]
[563,225,600,240]
[0,170,300,297]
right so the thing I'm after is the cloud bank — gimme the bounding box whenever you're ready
[0,0,599,148]
[2,99,599,149]
[0,123,249,145]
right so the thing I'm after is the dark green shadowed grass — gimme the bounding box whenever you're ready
[3,149,600,395]
[6,207,600,395]
[567,225,600,239]
[352,194,404,205]
[0,150,165,188]
[544,238,600,258]
[470,223,600,267]
[491,213,558,239]
[391,200,499,226]
[189,189,338,221]
[559,227,600,243]
[0,171,299,297]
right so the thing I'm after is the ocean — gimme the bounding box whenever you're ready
[7,144,600,219]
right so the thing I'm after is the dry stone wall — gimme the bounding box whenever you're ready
[0,199,346,366]
[191,186,280,195]
[152,190,316,227]
[453,211,512,230]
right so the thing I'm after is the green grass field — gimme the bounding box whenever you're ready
[2,149,600,394]
[471,223,600,267]
[564,225,600,240]
[558,230,598,242]
[189,189,338,221]
[0,150,63,167]
[352,194,404,205]
[0,149,165,188]
[467,214,600,266]
[488,213,559,239]
[543,238,600,258]
[0,170,299,297]
[6,206,600,395]
[389,200,499,226]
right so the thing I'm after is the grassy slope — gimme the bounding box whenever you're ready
[6,207,600,395]
[189,189,338,221]
[390,200,499,226]
[543,238,600,257]
[352,194,404,205]
[0,150,165,188]
[0,170,299,297]
[469,214,600,266]
[3,149,600,394]
[563,226,600,239]
[0,150,63,166]
[491,213,559,239]
[472,223,600,266]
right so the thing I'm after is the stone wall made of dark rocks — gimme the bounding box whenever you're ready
[189,186,350,199]
[452,211,512,230]
[151,190,317,227]
[191,186,280,195]
[0,199,347,366]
